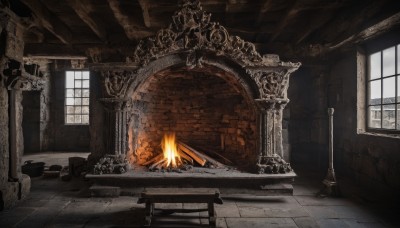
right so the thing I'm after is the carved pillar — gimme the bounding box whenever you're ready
[247,67,299,174]
[255,99,292,174]
[97,70,136,156]
[99,98,132,156]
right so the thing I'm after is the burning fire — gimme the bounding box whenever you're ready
[161,133,181,168]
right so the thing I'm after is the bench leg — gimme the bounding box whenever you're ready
[144,201,153,227]
[208,202,216,228]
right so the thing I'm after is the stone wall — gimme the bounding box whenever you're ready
[329,47,400,198]
[288,67,329,169]
[0,8,31,210]
[131,73,257,170]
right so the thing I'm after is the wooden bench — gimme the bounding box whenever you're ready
[137,188,223,227]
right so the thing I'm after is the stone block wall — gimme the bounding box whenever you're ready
[131,73,257,170]
[288,67,329,169]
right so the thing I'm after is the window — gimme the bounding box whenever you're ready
[367,44,400,130]
[65,71,90,124]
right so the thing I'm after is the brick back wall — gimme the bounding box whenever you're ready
[132,73,257,170]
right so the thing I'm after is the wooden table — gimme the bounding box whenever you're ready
[137,188,223,227]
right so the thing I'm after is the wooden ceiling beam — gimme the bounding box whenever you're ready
[327,12,400,51]
[138,0,151,28]
[329,0,388,46]
[66,0,107,42]
[20,0,72,44]
[107,0,152,40]
[294,11,334,45]
[316,0,387,45]
[255,0,274,27]
[268,0,298,42]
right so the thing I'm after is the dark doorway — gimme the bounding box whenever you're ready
[22,91,41,153]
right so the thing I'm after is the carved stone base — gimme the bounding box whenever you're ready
[257,154,292,174]
[93,155,129,175]
[318,168,340,197]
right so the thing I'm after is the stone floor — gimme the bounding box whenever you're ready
[1,152,399,227]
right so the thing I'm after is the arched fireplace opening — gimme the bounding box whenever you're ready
[128,65,258,171]
[88,0,300,177]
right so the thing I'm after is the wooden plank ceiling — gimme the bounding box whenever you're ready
[8,0,400,60]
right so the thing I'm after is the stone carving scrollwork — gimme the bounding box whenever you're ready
[251,70,288,99]
[127,0,301,69]
[2,59,45,91]
[101,70,136,98]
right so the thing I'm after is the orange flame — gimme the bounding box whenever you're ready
[161,133,181,168]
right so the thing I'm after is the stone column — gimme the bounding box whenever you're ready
[99,98,132,156]
[255,99,292,174]
[90,70,136,174]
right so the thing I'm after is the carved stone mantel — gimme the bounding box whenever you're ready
[91,0,301,174]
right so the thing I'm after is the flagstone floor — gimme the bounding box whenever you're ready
[0,152,398,228]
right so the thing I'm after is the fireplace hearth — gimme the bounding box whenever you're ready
[88,0,300,184]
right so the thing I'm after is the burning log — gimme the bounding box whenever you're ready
[177,149,194,164]
[177,142,207,166]
[143,154,164,166]
[149,158,167,171]
[196,145,234,166]
[178,142,226,168]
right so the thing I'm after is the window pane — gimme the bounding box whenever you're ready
[82,98,89,105]
[82,89,89,97]
[82,115,89,124]
[75,71,82,79]
[382,77,395,104]
[75,79,82,88]
[82,106,89,114]
[382,104,396,129]
[66,106,74,114]
[368,106,381,128]
[74,106,82,114]
[66,71,75,88]
[83,71,90,79]
[75,89,82,97]
[382,46,395,77]
[74,98,82,105]
[82,80,90,88]
[398,76,400,101]
[66,115,75,124]
[398,45,400,74]
[369,80,381,105]
[66,98,74,105]
[369,52,381,80]
[64,71,90,125]
[74,115,82,123]
[66,89,74,97]
[397,105,400,130]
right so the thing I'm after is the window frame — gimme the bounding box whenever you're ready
[366,44,399,133]
[64,70,90,125]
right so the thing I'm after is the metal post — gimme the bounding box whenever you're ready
[319,108,339,197]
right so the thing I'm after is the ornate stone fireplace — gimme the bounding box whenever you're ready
[89,0,300,176]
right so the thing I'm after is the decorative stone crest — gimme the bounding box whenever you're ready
[1,58,45,91]
[251,70,288,99]
[127,0,300,69]
[101,70,136,98]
